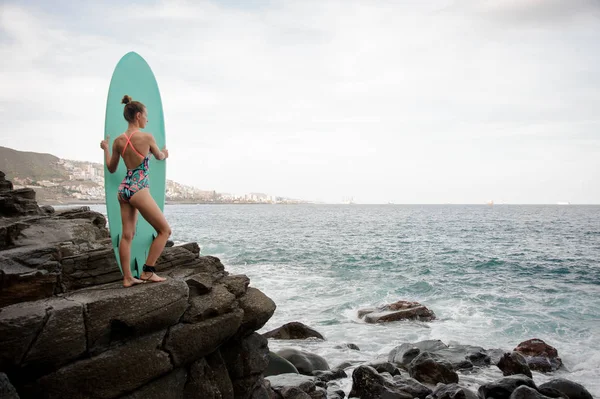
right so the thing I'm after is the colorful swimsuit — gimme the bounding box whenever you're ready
[117,132,150,203]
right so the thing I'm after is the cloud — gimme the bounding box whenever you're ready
[1,0,599,203]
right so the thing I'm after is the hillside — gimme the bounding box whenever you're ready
[0,146,68,181]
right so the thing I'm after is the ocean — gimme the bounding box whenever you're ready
[89,203,600,396]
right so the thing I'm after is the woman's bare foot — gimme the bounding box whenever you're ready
[141,271,167,283]
[123,277,143,288]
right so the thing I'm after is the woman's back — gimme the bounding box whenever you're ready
[116,131,151,169]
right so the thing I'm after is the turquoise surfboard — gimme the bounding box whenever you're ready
[103,52,166,277]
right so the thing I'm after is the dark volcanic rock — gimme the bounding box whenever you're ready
[0,372,19,399]
[509,385,555,399]
[276,349,329,375]
[0,171,13,191]
[478,375,538,399]
[389,340,448,367]
[263,321,324,340]
[0,188,42,217]
[236,287,277,338]
[408,352,458,385]
[497,351,532,378]
[122,368,188,399]
[312,368,347,382]
[514,339,563,372]
[539,378,593,399]
[68,278,189,355]
[19,330,172,399]
[221,333,271,398]
[265,352,299,377]
[166,309,244,367]
[349,365,427,399]
[358,300,436,323]
[427,383,478,399]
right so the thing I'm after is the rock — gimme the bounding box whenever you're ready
[0,221,29,250]
[221,333,270,398]
[267,373,320,398]
[20,330,172,399]
[19,299,86,372]
[408,352,458,385]
[312,368,347,382]
[0,171,14,192]
[265,352,300,377]
[359,300,436,323]
[391,375,432,398]
[121,368,188,399]
[276,349,329,375]
[389,340,448,367]
[68,278,189,355]
[426,383,478,399]
[497,352,532,378]
[236,287,277,338]
[478,375,538,399]
[538,378,593,399]
[0,372,19,399]
[182,283,237,323]
[267,373,316,391]
[156,245,208,272]
[60,247,122,290]
[184,355,234,399]
[179,241,200,254]
[509,385,555,399]
[263,321,325,340]
[0,188,42,217]
[221,274,250,297]
[40,205,54,215]
[435,344,491,369]
[349,365,422,399]
[514,339,562,372]
[165,309,244,367]
[249,377,279,399]
[334,343,360,351]
[368,361,401,376]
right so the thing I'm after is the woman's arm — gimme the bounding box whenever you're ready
[148,134,169,160]
[101,136,121,173]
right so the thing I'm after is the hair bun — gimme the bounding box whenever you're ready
[121,95,132,105]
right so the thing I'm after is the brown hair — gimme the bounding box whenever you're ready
[121,95,146,123]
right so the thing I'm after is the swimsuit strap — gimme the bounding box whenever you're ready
[122,131,146,159]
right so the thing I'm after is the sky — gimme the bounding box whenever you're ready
[1,0,599,204]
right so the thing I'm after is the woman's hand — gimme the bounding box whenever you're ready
[100,136,110,151]
[161,147,169,159]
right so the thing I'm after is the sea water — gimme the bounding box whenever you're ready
[89,204,600,396]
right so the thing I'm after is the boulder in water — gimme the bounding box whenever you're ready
[514,339,562,372]
[538,378,593,399]
[276,349,329,375]
[497,351,532,378]
[263,321,324,340]
[358,300,436,323]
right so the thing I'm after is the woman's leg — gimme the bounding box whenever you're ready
[130,188,170,282]
[119,201,143,287]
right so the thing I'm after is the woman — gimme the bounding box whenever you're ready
[100,95,170,287]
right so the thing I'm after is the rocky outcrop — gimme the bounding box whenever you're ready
[514,339,563,372]
[0,175,278,399]
[358,300,436,323]
[263,321,325,340]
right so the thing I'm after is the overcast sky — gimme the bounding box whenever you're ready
[1,0,599,204]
